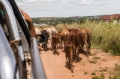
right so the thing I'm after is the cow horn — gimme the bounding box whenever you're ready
[64,23,70,30]
[75,26,80,29]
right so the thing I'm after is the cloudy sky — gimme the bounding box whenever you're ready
[15,0,120,17]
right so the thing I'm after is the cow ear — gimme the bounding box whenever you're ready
[75,26,80,29]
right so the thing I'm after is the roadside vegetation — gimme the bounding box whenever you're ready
[54,20,120,56]
[34,19,120,56]
[82,20,120,56]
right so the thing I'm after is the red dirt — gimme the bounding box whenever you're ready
[27,41,120,79]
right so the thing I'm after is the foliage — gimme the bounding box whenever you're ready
[81,20,120,56]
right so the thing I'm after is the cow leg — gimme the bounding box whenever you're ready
[60,40,63,49]
[81,43,84,53]
[73,46,77,61]
[70,60,74,73]
[88,42,91,55]
[70,53,74,73]
[65,54,68,66]
[76,50,79,62]
[72,46,75,60]
[68,60,70,69]
[51,41,53,51]
[60,36,63,49]
[57,43,59,49]
[43,43,45,51]
[59,42,61,49]
[42,44,44,48]
[45,43,47,52]
[84,42,89,56]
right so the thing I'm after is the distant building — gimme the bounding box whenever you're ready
[100,14,120,23]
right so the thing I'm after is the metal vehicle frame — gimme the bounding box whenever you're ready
[0,0,46,79]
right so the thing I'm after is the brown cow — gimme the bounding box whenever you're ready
[64,41,74,73]
[51,32,60,54]
[79,28,92,55]
[84,28,92,54]
[64,23,80,61]
[60,28,69,49]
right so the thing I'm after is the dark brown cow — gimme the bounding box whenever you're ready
[64,23,80,61]
[64,41,74,73]
[51,32,60,54]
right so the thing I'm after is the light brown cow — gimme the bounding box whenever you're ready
[60,28,69,49]
[79,28,92,55]
[64,41,74,73]
[34,28,41,35]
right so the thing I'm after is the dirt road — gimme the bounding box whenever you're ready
[40,47,120,79]
[26,40,120,79]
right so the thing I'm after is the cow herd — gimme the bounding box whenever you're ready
[35,24,92,73]
[19,9,91,73]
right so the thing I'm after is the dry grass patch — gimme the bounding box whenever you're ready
[84,71,88,75]
[88,59,98,64]
[99,67,108,72]
[93,57,101,59]
[92,73,105,79]
[101,59,107,61]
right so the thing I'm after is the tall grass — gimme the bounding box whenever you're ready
[55,20,120,55]
[84,20,120,56]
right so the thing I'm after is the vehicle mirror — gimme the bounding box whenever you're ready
[36,34,46,44]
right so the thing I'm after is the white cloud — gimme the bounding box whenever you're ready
[67,0,109,6]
